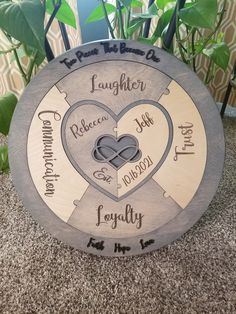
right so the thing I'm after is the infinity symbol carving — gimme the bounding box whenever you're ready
[93,134,141,169]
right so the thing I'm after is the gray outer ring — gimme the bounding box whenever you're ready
[9,40,225,257]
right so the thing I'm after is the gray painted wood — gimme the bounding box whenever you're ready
[9,40,225,256]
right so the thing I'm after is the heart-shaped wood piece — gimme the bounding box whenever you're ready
[61,100,173,201]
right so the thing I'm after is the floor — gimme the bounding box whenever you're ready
[0,117,235,313]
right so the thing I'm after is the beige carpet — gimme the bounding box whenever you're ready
[0,117,235,314]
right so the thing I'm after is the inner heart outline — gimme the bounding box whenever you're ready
[61,99,173,201]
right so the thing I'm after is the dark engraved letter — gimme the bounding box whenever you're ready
[114,243,131,255]
[87,237,105,250]
[70,124,82,139]
[140,239,155,250]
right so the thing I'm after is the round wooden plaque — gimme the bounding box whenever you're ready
[9,40,224,256]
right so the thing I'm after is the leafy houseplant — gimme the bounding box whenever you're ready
[0,0,77,173]
[0,93,17,173]
[86,0,230,84]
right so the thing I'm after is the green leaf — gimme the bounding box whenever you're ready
[131,0,144,8]
[216,32,224,44]
[0,93,17,136]
[0,145,9,174]
[0,0,45,54]
[34,52,45,66]
[86,3,116,24]
[149,7,174,44]
[10,47,26,63]
[127,17,148,36]
[193,39,205,54]
[46,0,76,29]
[194,37,218,54]
[132,2,158,18]
[179,0,217,30]
[155,0,175,10]
[148,2,158,15]
[10,45,45,66]
[203,43,230,71]
[23,44,45,66]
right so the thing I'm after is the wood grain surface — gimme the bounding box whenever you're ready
[9,40,225,256]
